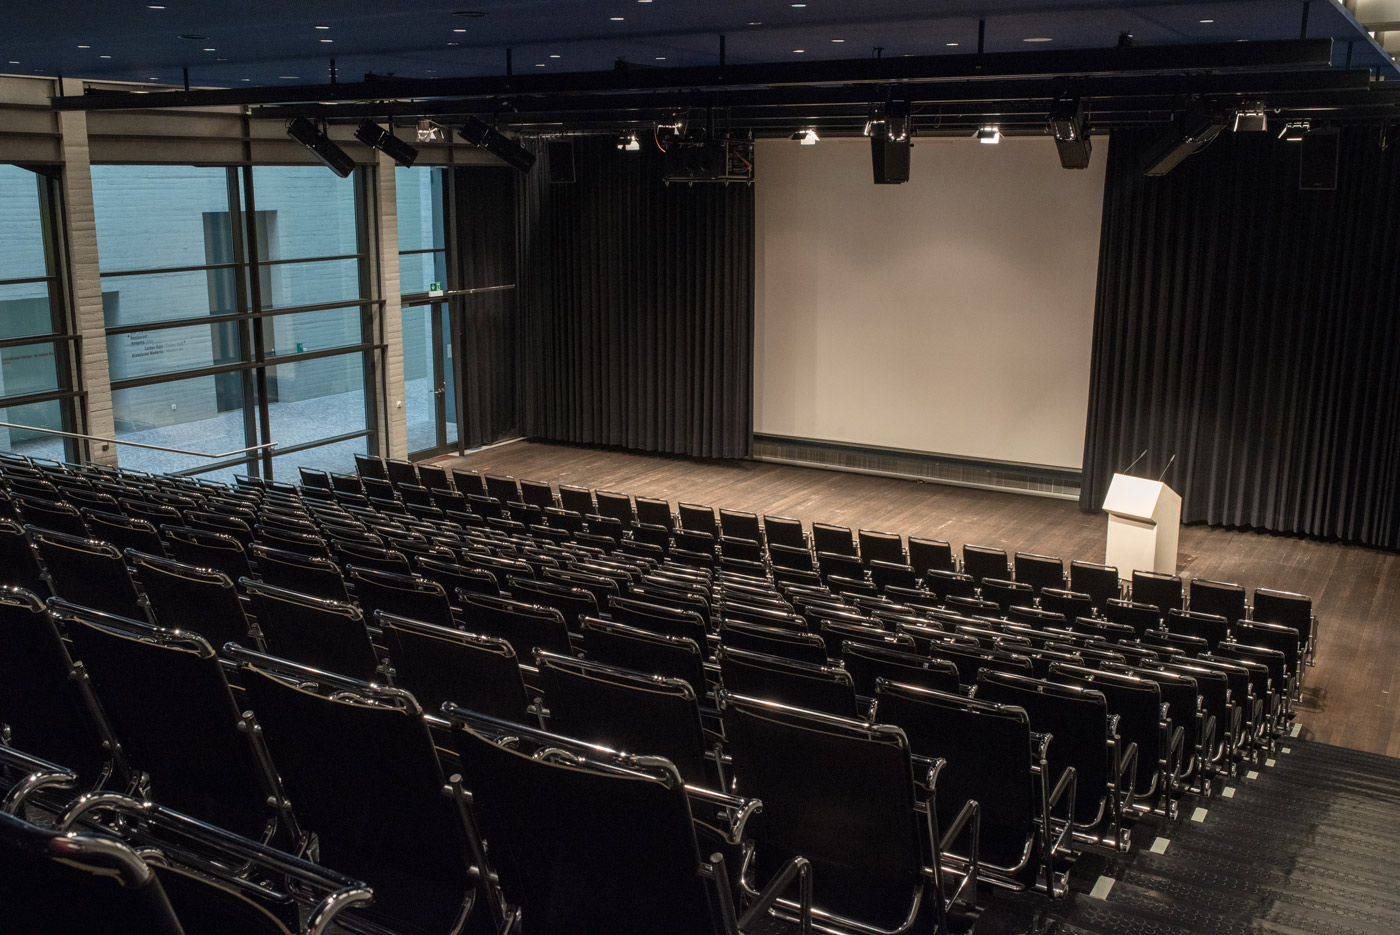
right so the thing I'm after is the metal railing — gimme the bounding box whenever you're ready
[0,422,277,459]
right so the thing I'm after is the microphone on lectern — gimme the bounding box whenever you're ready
[1122,449,1148,476]
[1157,453,1177,483]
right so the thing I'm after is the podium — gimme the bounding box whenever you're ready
[1102,473,1181,575]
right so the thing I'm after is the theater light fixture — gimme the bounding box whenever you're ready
[617,133,641,151]
[1233,106,1268,133]
[1141,105,1228,176]
[791,129,819,145]
[416,119,443,143]
[1049,96,1092,169]
[1278,120,1309,142]
[354,119,419,167]
[976,125,1001,144]
[459,116,536,172]
[285,116,356,177]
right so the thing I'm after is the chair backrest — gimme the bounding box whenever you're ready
[716,645,858,718]
[673,502,715,539]
[482,474,520,505]
[810,522,856,558]
[1047,662,1163,798]
[857,529,905,566]
[924,568,976,602]
[55,602,281,840]
[980,578,1034,615]
[609,595,709,644]
[535,651,710,786]
[719,691,925,932]
[13,494,89,538]
[456,590,573,660]
[451,468,488,497]
[1189,578,1247,623]
[758,514,801,550]
[1131,569,1183,614]
[235,650,475,935]
[718,509,763,546]
[869,560,918,593]
[974,670,1112,827]
[449,710,721,935]
[1104,598,1162,636]
[841,641,959,697]
[353,453,388,480]
[0,587,114,784]
[239,578,379,681]
[817,620,913,657]
[907,537,956,576]
[416,464,449,492]
[719,620,827,665]
[0,809,186,935]
[962,544,1010,583]
[873,680,1040,876]
[248,542,349,602]
[161,524,254,583]
[347,565,456,630]
[593,489,636,527]
[81,508,166,557]
[384,458,420,489]
[580,617,709,702]
[1038,588,1093,625]
[377,611,531,722]
[1232,621,1302,675]
[1069,560,1120,610]
[506,576,597,630]
[1165,607,1230,651]
[1251,588,1312,636]
[26,526,144,620]
[557,485,596,516]
[128,551,253,651]
[517,478,557,512]
[0,517,49,596]
[1013,552,1064,593]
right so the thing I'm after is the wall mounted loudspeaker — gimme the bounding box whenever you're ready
[871,137,911,184]
[547,141,576,183]
[1299,128,1339,191]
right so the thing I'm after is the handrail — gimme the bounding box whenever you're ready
[0,421,277,459]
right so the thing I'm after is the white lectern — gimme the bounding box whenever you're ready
[1102,473,1182,575]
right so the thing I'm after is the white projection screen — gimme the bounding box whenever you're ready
[754,136,1108,469]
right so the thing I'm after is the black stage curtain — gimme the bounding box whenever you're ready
[515,136,754,459]
[1082,127,1400,549]
[455,167,520,449]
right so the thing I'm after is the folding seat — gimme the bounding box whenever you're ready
[544,566,620,607]
[979,578,1034,616]
[1131,569,1183,615]
[550,484,590,517]
[0,587,119,789]
[1071,616,1136,642]
[129,551,258,652]
[330,538,411,575]
[4,475,61,499]
[1145,658,1241,776]
[958,544,1007,584]
[588,489,633,527]
[1065,560,1117,611]
[975,670,1135,852]
[816,550,864,583]
[448,706,808,935]
[232,648,482,935]
[717,599,804,631]
[857,529,905,567]
[721,691,976,935]
[506,576,597,631]
[248,543,348,602]
[716,645,860,718]
[360,474,396,501]
[511,478,552,512]
[1233,620,1304,700]
[535,651,714,786]
[609,594,710,644]
[1103,597,1161,636]
[297,467,332,489]
[1139,627,1208,658]
[1047,663,1182,817]
[944,594,1002,617]
[583,512,626,546]
[932,642,1034,686]
[864,559,916,594]
[27,526,144,620]
[63,487,120,512]
[1005,605,1067,630]
[769,542,815,572]
[254,524,330,560]
[13,493,89,537]
[1165,607,1231,651]
[1252,587,1316,664]
[674,501,717,540]
[329,471,363,495]
[756,514,801,552]
[580,617,710,704]
[924,568,977,603]
[840,642,958,697]
[446,468,484,498]
[713,508,760,548]
[719,620,827,665]
[380,458,417,489]
[1022,645,1088,678]
[377,612,532,723]
[455,590,574,660]
[240,578,380,682]
[1109,664,1216,796]
[1189,577,1247,624]
[818,620,913,658]
[395,483,435,511]
[0,517,49,595]
[1036,587,1091,626]
[1010,552,1063,594]
[162,525,254,583]
[807,522,855,559]
[670,546,716,570]
[714,534,758,564]
[416,555,500,603]
[480,473,518,505]
[1193,654,1266,760]
[56,602,292,841]
[408,462,445,492]
[673,527,716,557]
[347,565,456,630]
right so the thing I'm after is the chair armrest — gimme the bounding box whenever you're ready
[737,853,812,934]
[687,784,762,845]
[1116,740,1139,787]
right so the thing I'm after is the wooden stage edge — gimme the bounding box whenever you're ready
[432,439,1400,759]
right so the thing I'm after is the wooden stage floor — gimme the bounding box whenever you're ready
[433,440,1400,759]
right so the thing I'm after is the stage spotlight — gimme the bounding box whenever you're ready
[416,119,443,143]
[459,116,536,172]
[617,133,641,151]
[354,119,418,167]
[975,125,1001,144]
[1233,106,1268,133]
[1140,105,1228,176]
[791,129,819,145]
[1278,120,1309,142]
[1049,96,1092,169]
[286,116,356,177]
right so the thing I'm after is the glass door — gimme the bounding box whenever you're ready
[403,300,456,457]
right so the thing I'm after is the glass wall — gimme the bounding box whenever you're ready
[0,165,79,462]
[396,166,456,456]
[92,165,378,479]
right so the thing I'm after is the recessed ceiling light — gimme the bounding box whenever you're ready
[655,56,666,60]
[147,4,165,8]
[77,45,91,49]
[832,38,844,43]
[454,28,466,32]
[610,16,624,20]
[203,47,216,52]
[748,22,762,27]
[1199,19,1214,24]
[279,75,299,79]
[315,25,330,29]
[178,34,210,41]
[549,54,560,58]
[320,38,333,43]
[426,69,436,73]
[946,41,959,46]
[535,63,546,67]
[100,54,112,59]
[447,41,459,45]
[241,77,250,81]
[793,49,805,53]
[792,3,807,7]
[1023,37,1052,43]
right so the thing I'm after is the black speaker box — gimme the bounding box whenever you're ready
[871,136,911,184]
[547,140,575,183]
[1299,128,1339,191]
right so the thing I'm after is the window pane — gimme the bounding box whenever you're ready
[113,374,252,475]
[265,306,364,358]
[100,267,240,328]
[395,166,445,252]
[0,340,68,397]
[0,398,70,462]
[0,280,55,340]
[399,251,447,295]
[251,167,359,261]
[266,352,367,450]
[403,305,436,453]
[92,166,234,272]
[0,164,49,279]
[258,258,361,310]
[107,322,244,382]
[271,435,367,479]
